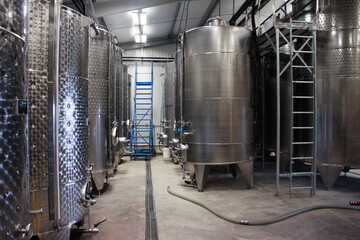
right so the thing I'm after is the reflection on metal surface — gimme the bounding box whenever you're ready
[316,0,360,187]
[0,0,30,239]
[184,19,254,191]
[164,62,176,147]
[28,1,90,239]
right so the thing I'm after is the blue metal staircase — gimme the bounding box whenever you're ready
[130,61,154,160]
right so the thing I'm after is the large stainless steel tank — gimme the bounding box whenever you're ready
[164,62,176,146]
[316,0,360,187]
[112,44,123,167]
[264,53,292,170]
[0,0,31,239]
[28,1,90,239]
[183,17,254,191]
[88,28,117,190]
[175,50,183,139]
[122,65,131,143]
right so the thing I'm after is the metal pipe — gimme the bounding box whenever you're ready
[48,0,62,225]
[275,28,280,196]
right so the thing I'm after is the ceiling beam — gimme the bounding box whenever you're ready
[198,0,220,26]
[88,0,187,18]
[168,2,182,38]
[119,35,178,51]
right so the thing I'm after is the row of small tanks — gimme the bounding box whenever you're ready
[161,0,360,192]
[0,0,131,239]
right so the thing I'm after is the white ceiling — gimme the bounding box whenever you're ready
[83,0,250,47]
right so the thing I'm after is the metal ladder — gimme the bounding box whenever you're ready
[275,17,317,197]
[130,61,154,160]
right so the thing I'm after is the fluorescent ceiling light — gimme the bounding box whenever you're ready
[134,34,147,43]
[140,12,147,25]
[132,12,139,26]
[132,26,140,35]
[132,11,147,26]
[135,34,141,43]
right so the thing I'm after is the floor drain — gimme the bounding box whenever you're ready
[145,161,158,240]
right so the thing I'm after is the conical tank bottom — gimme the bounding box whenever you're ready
[318,164,342,188]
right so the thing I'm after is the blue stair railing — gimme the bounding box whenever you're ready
[130,61,154,160]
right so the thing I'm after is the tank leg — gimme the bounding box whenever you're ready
[229,164,239,179]
[188,163,195,180]
[318,164,342,188]
[195,165,210,192]
[238,161,253,189]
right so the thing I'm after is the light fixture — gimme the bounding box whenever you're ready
[132,11,147,26]
[132,10,147,43]
[135,34,147,43]
[132,27,140,35]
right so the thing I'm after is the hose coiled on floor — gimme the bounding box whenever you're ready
[167,186,360,226]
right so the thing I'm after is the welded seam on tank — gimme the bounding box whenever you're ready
[145,161,158,240]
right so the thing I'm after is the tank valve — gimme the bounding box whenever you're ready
[349,201,360,206]
[15,224,33,238]
[29,209,43,215]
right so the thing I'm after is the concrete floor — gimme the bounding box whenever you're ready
[72,155,360,240]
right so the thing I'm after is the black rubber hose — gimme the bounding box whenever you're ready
[167,186,360,226]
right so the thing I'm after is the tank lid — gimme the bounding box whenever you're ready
[206,16,229,26]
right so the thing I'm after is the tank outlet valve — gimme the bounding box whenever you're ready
[350,201,360,206]
[16,224,33,238]
[29,209,43,215]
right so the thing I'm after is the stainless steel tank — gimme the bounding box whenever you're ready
[127,73,132,136]
[28,1,90,239]
[264,53,292,170]
[0,0,31,239]
[123,65,129,139]
[164,62,176,146]
[316,0,360,187]
[175,50,183,139]
[112,44,123,168]
[88,28,116,190]
[183,17,254,191]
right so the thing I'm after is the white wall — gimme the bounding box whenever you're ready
[124,43,177,146]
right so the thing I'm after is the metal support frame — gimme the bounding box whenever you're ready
[272,6,317,197]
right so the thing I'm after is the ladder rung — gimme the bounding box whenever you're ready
[292,65,314,68]
[292,142,313,145]
[293,111,314,114]
[292,157,313,160]
[134,119,151,121]
[132,142,149,144]
[137,73,152,74]
[291,186,313,190]
[132,136,150,138]
[293,96,314,99]
[134,125,151,127]
[293,51,313,54]
[290,172,314,177]
[136,103,152,105]
[133,130,149,132]
[136,108,151,110]
[292,127,314,129]
[293,81,314,84]
[136,82,152,85]
[292,35,313,38]
[135,98,152,100]
[136,93,152,95]
[136,88,152,90]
